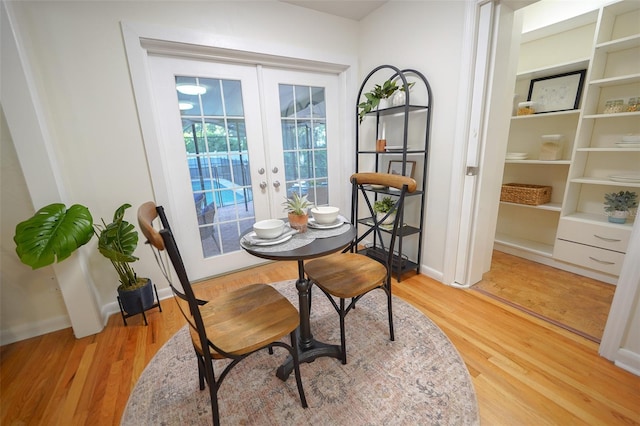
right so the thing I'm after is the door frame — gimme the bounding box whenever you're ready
[121,21,356,272]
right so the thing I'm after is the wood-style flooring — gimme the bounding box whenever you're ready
[2,258,639,425]
[474,250,616,342]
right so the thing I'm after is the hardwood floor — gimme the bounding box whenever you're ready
[474,251,616,342]
[2,259,639,425]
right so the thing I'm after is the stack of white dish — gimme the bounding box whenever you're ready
[616,134,640,148]
[505,152,528,160]
[608,174,640,183]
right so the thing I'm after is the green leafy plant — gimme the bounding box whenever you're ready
[373,197,396,214]
[358,79,415,123]
[282,193,311,216]
[603,191,638,212]
[94,203,146,290]
[14,203,94,269]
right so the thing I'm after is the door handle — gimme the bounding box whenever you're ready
[259,181,267,189]
[258,168,265,175]
[273,180,281,188]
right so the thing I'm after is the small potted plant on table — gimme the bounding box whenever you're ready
[604,190,638,224]
[283,192,311,233]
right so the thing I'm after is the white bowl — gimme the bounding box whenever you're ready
[311,206,340,224]
[253,219,285,239]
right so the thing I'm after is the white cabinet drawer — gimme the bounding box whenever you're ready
[556,219,630,253]
[554,239,625,276]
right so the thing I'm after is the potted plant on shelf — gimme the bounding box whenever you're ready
[94,203,155,315]
[373,196,396,225]
[283,192,311,232]
[604,190,638,224]
[358,79,414,123]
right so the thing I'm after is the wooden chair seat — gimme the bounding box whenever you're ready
[304,172,416,364]
[191,284,299,358]
[305,253,386,299]
[137,201,307,426]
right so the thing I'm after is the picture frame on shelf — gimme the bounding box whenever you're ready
[527,69,586,113]
[388,160,416,178]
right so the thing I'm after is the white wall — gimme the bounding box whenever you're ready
[0,0,360,343]
[1,107,71,340]
[359,0,467,279]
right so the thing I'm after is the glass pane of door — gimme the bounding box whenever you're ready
[176,76,255,258]
[279,84,329,205]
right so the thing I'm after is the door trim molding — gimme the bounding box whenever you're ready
[121,20,356,216]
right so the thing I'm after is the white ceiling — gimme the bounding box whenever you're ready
[280,1,388,21]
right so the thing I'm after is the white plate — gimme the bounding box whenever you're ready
[609,174,640,183]
[242,232,293,246]
[616,142,640,148]
[308,217,346,229]
[621,134,640,143]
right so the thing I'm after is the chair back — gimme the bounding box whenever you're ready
[137,202,226,359]
[349,172,417,273]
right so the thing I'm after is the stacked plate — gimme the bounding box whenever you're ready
[505,152,528,160]
[615,134,640,148]
[609,174,640,183]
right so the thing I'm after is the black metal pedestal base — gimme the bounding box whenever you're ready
[276,334,342,381]
[117,283,162,326]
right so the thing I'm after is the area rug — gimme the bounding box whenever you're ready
[122,281,479,425]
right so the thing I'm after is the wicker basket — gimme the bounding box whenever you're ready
[500,183,552,205]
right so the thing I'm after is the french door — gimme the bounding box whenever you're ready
[148,55,340,280]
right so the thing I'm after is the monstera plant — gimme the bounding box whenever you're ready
[14,203,94,269]
[14,202,154,315]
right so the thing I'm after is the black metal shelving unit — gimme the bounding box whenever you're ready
[355,65,432,281]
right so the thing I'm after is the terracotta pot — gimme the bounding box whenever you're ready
[288,212,308,233]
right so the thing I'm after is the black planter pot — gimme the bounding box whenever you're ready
[118,278,155,315]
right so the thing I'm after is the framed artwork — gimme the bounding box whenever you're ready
[388,160,416,178]
[527,69,586,113]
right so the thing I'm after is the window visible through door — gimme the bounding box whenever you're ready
[279,84,329,205]
[176,75,255,258]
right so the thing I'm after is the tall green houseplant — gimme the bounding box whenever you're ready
[94,203,146,290]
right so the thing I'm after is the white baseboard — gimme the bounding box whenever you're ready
[614,348,640,377]
[419,264,444,283]
[0,315,71,346]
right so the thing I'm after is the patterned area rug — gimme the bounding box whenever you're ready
[122,281,479,425]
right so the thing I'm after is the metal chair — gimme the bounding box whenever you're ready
[137,202,307,426]
[304,172,416,364]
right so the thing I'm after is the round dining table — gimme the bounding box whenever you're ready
[241,221,356,381]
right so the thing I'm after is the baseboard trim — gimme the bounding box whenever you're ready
[0,315,71,346]
[614,348,640,376]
